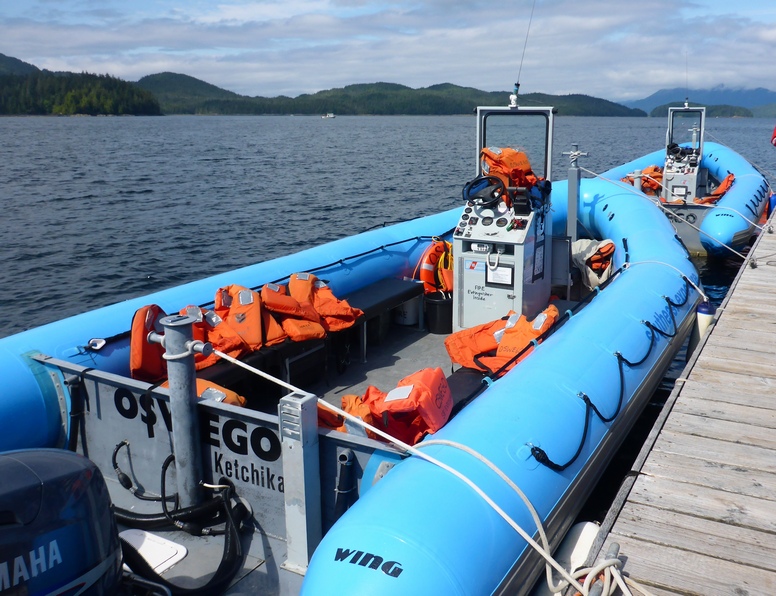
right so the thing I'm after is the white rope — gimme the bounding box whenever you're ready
[621,260,708,303]
[211,349,630,594]
[213,348,313,396]
[314,399,588,593]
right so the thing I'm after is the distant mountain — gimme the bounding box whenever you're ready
[751,104,776,118]
[650,103,753,118]
[520,93,645,117]
[135,74,648,117]
[624,86,776,113]
[0,52,40,75]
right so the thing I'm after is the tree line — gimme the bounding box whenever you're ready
[0,72,161,116]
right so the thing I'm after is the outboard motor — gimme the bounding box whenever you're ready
[0,449,122,595]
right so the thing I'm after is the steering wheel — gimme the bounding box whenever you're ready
[462,175,507,208]
[668,143,683,158]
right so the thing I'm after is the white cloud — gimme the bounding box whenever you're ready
[2,0,774,101]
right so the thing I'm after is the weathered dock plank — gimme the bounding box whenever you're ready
[612,501,776,572]
[607,534,776,595]
[640,450,776,501]
[670,394,776,431]
[653,428,776,474]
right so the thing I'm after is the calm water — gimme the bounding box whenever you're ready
[1,114,774,338]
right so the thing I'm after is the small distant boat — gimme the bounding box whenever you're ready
[322,113,335,119]
[599,104,770,258]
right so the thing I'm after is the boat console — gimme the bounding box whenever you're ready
[661,105,708,202]
[452,108,555,330]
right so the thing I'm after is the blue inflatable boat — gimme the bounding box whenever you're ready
[595,105,770,258]
[0,105,701,595]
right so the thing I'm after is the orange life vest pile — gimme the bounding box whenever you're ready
[587,242,615,277]
[321,303,560,443]
[621,165,664,197]
[693,173,735,205]
[129,274,363,388]
[444,304,559,375]
[319,367,453,446]
[480,147,538,195]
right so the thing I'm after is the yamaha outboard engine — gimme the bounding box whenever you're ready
[0,449,122,595]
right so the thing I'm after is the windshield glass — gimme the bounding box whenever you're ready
[481,111,551,180]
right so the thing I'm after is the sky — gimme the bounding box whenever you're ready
[2,0,776,103]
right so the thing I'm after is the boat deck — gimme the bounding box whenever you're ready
[312,319,453,405]
[592,221,776,594]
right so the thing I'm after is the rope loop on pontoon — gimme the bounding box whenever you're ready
[531,281,686,474]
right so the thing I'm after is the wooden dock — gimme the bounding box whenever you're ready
[593,225,776,595]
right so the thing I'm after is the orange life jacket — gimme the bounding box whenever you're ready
[262,306,288,347]
[161,378,246,407]
[476,305,559,373]
[587,242,615,276]
[262,279,327,341]
[641,165,663,195]
[180,305,248,370]
[445,305,559,374]
[261,282,321,323]
[413,239,454,294]
[288,273,316,307]
[281,317,327,342]
[363,367,453,445]
[130,304,168,382]
[309,276,364,332]
[444,313,514,372]
[214,284,264,351]
[621,165,663,196]
[694,173,735,205]
[317,394,377,439]
[480,147,538,191]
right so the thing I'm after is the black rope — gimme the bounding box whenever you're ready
[264,229,456,289]
[84,228,456,349]
[531,393,590,472]
[454,238,633,413]
[532,281,685,471]
[675,234,692,259]
[666,276,693,308]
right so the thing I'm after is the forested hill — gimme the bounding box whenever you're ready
[135,72,241,114]
[135,76,648,117]
[0,71,161,116]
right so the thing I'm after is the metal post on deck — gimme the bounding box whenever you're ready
[150,313,209,509]
[565,143,587,245]
[278,391,322,578]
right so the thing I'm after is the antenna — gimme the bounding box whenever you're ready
[685,51,689,105]
[512,0,538,107]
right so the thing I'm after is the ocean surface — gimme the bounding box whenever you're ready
[1,114,774,339]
